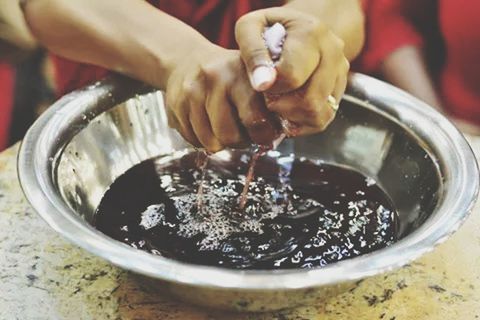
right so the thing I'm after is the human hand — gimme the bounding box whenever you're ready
[165,43,279,152]
[235,7,350,135]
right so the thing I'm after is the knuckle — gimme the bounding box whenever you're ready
[181,80,196,97]
[235,12,254,30]
[235,11,263,38]
[324,38,345,61]
[321,33,344,59]
[304,17,325,35]
[300,97,335,128]
[200,64,221,82]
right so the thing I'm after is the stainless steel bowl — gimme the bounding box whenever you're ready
[18,73,479,312]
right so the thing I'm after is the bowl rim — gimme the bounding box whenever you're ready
[17,73,479,290]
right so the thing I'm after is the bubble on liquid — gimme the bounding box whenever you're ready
[173,173,285,251]
[365,177,376,187]
[139,204,165,230]
[139,164,324,252]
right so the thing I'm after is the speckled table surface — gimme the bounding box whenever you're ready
[1,139,480,320]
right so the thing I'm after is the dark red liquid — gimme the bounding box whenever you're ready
[94,150,399,270]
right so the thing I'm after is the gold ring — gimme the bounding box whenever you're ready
[327,95,339,112]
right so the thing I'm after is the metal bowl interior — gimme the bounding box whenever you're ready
[17,74,479,310]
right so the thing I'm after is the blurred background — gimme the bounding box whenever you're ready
[0,0,53,151]
[1,0,479,152]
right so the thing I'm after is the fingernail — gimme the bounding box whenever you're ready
[252,66,275,91]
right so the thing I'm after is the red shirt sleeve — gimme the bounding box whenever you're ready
[358,0,423,73]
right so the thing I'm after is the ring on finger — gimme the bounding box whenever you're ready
[327,95,339,112]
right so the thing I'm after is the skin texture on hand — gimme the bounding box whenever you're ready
[235,6,355,136]
[165,46,279,152]
[22,0,365,151]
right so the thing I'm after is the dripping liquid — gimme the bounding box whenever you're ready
[239,148,264,210]
[195,151,209,214]
[94,150,399,270]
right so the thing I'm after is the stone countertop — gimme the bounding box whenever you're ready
[1,140,480,320]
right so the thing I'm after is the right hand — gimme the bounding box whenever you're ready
[235,7,350,135]
[165,43,279,153]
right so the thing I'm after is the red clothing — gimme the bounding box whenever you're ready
[359,0,424,72]
[52,0,281,97]
[360,0,480,124]
[439,0,480,122]
[0,63,14,150]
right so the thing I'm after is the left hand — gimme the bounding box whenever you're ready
[235,7,350,135]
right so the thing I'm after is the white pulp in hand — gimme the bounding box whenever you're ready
[263,22,287,61]
[251,23,287,91]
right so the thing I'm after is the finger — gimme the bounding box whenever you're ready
[230,74,279,145]
[188,89,224,153]
[266,42,343,132]
[265,91,318,126]
[266,70,335,129]
[262,11,325,93]
[173,108,202,148]
[271,37,320,93]
[166,86,201,147]
[178,119,202,148]
[235,12,277,92]
[332,58,350,103]
[206,87,247,148]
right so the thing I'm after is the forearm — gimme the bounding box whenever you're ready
[21,0,211,89]
[381,45,443,110]
[284,0,365,60]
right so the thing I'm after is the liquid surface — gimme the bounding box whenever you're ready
[94,150,399,270]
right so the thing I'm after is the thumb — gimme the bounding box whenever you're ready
[235,13,277,92]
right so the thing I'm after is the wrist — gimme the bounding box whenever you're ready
[124,34,209,90]
[115,5,215,89]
